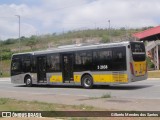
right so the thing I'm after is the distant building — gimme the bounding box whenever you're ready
[133,26,160,70]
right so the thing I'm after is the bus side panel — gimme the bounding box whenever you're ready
[47,73,63,83]
[11,74,25,84]
[11,73,37,84]
[74,74,81,83]
[73,71,129,84]
[31,73,38,84]
[98,72,128,83]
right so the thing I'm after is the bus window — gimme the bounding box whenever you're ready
[93,47,126,71]
[47,54,60,72]
[11,58,22,75]
[23,56,31,73]
[12,60,21,71]
[93,49,112,71]
[130,42,146,61]
[112,47,126,70]
[75,51,92,71]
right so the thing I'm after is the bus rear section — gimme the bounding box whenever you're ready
[129,42,147,82]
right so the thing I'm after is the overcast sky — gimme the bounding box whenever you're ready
[0,0,160,40]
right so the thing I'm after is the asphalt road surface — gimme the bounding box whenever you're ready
[0,78,160,110]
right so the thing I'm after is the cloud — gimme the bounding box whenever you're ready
[0,4,37,39]
[61,0,160,29]
[0,0,160,39]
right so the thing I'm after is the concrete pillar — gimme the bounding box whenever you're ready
[157,45,159,70]
[153,45,159,70]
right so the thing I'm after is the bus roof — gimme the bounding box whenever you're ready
[12,41,142,56]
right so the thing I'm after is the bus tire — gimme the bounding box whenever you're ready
[82,74,93,89]
[25,76,32,87]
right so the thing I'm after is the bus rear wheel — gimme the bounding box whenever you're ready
[25,76,32,87]
[82,75,93,89]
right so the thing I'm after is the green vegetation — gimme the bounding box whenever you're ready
[0,60,10,77]
[101,93,111,98]
[146,57,154,69]
[89,93,111,100]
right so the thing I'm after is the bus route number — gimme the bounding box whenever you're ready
[97,65,108,70]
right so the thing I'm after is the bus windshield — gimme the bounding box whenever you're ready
[130,42,146,61]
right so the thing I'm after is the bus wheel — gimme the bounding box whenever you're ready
[82,75,93,89]
[25,76,32,87]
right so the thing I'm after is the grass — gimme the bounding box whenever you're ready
[0,98,9,105]
[89,93,111,100]
[0,98,107,120]
[72,104,94,111]
[0,98,159,120]
[101,93,111,98]
[0,60,10,77]
[0,98,98,111]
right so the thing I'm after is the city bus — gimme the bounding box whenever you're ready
[11,41,147,89]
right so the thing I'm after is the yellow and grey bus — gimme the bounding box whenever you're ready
[11,41,147,88]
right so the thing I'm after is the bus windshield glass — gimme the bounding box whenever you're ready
[130,42,146,61]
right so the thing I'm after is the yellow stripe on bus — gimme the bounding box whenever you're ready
[94,74,128,83]
[50,75,63,82]
[74,74,128,83]
[74,75,81,83]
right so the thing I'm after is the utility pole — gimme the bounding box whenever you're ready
[108,20,111,42]
[15,15,21,52]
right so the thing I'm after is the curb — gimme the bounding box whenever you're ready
[147,78,160,80]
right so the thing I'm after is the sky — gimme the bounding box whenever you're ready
[0,0,160,40]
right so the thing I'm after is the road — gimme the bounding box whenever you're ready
[0,78,160,110]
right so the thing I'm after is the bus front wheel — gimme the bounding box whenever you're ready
[25,76,32,87]
[82,75,93,89]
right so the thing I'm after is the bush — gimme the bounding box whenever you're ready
[101,35,110,43]
[2,39,15,45]
[150,63,155,68]
[1,52,12,60]
[146,57,155,69]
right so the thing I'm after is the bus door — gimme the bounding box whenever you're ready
[37,56,47,83]
[62,54,74,82]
